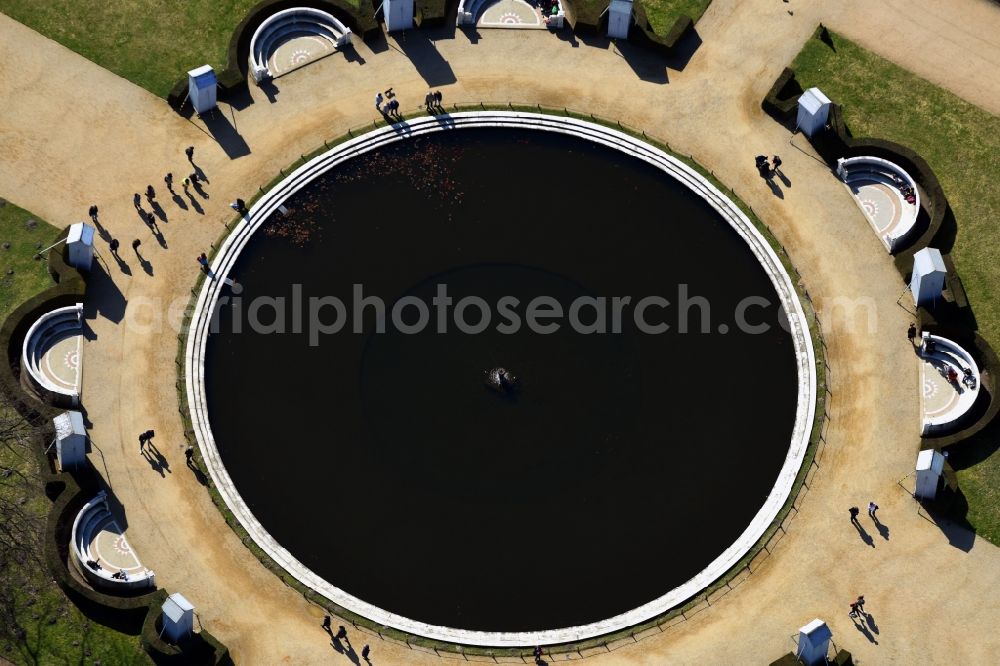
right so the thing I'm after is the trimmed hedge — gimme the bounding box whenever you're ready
[759,53,1000,477]
[1,234,231,664]
[415,0,454,27]
[168,0,379,109]
[761,67,803,124]
[567,1,696,52]
[631,10,694,55]
[0,232,85,418]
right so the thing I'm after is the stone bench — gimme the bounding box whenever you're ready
[457,0,564,28]
[21,303,83,403]
[837,156,920,253]
[919,333,981,435]
[249,7,352,84]
[71,492,156,591]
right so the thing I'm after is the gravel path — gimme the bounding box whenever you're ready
[2,0,999,662]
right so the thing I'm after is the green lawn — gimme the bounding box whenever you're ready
[0,201,148,664]
[0,0,701,99]
[641,0,710,35]
[0,441,150,666]
[570,0,710,34]
[0,200,59,324]
[789,30,1000,543]
[0,0,263,98]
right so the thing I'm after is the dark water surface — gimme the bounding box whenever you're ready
[205,129,798,632]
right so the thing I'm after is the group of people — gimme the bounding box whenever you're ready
[93,145,209,267]
[849,502,879,522]
[944,364,977,390]
[137,428,156,452]
[916,324,979,390]
[375,87,401,117]
[848,594,867,619]
[755,154,782,178]
[375,87,449,118]
[321,616,371,662]
[537,0,560,22]
[85,557,130,582]
[423,89,444,112]
[890,173,917,204]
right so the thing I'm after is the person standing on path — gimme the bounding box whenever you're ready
[109,238,120,257]
[375,92,384,111]
[771,155,783,175]
[88,205,98,221]
[336,625,347,640]
[433,90,442,107]
[165,173,173,191]
[132,239,141,252]
[849,506,861,525]
[146,185,155,201]
[197,253,209,271]
[138,432,147,453]
[907,322,917,345]
[133,193,142,210]
[186,146,195,162]
[868,501,879,519]
[182,176,191,191]
[361,644,370,662]
[321,615,331,633]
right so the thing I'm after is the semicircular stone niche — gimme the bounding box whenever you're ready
[203,126,800,635]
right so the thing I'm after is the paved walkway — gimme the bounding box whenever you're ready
[2,0,1000,663]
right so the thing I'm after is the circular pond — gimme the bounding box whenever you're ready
[197,119,811,641]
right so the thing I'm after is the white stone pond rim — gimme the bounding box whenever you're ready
[184,112,818,647]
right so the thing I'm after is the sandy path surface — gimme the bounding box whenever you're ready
[2,0,999,663]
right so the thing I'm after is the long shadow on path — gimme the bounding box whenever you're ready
[392,30,457,87]
[852,614,878,644]
[201,110,251,159]
[872,516,889,540]
[331,637,359,665]
[150,200,168,222]
[612,39,669,84]
[185,190,204,215]
[852,520,875,548]
[82,262,126,325]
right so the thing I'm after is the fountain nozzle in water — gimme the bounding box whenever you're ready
[485,367,518,395]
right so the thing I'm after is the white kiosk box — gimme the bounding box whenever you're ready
[607,0,634,40]
[384,0,414,32]
[910,247,947,307]
[53,410,87,469]
[161,593,195,643]
[188,65,218,115]
[796,87,831,137]
[915,449,946,500]
[66,222,95,271]
[796,619,832,666]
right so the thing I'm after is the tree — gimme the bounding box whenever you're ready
[0,398,47,643]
